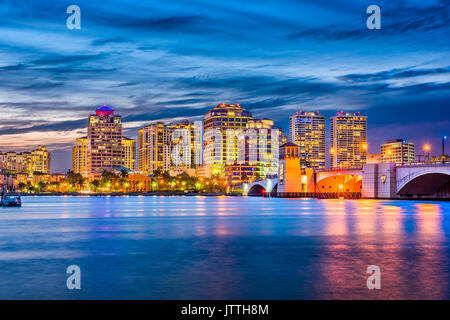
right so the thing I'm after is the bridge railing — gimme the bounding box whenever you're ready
[396,162,450,168]
[314,167,362,172]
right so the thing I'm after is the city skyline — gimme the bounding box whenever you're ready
[0,1,449,173]
[1,103,448,174]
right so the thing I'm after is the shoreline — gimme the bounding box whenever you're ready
[17,192,450,201]
[20,192,242,197]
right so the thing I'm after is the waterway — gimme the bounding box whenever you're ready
[0,196,448,299]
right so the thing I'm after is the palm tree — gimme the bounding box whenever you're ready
[119,168,129,179]
[66,170,85,191]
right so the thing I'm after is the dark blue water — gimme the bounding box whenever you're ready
[0,196,449,299]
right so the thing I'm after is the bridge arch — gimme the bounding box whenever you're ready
[316,174,362,193]
[248,184,266,196]
[397,172,450,197]
[236,178,277,196]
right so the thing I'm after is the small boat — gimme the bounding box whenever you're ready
[1,192,22,207]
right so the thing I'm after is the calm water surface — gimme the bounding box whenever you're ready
[0,196,449,299]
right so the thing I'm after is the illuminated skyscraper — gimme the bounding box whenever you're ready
[122,137,136,171]
[381,139,415,164]
[30,145,50,174]
[169,120,202,170]
[0,153,6,170]
[203,104,253,170]
[5,152,27,171]
[0,146,50,174]
[87,106,123,178]
[226,118,283,185]
[330,112,367,168]
[289,111,326,168]
[72,137,88,176]
[138,122,171,174]
[138,120,202,174]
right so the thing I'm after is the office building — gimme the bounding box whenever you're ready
[289,111,326,169]
[330,112,367,168]
[72,106,136,179]
[0,146,50,174]
[226,119,283,185]
[122,137,136,171]
[381,139,415,164]
[72,137,88,176]
[138,120,202,175]
[203,104,253,169]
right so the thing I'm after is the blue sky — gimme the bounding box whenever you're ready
[0,0,449,172]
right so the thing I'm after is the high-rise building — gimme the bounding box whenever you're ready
[122,137,136,171]
[30,145,50,174]
[73,105,135,178]
[0,146,50,174]
[203,104,253,169]
[169,120,202,170]
[4,152,29,171]
[72,137,88,176]
[138,122,174,174]
[380,139,415,164]
[86,106,124,178]
[0,153,6,170]
[330,112,367,168]
[289,111,326,169]
[226,119,283,185]
[138,120,202,175]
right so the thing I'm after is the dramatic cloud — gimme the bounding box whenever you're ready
[339,67,450,83]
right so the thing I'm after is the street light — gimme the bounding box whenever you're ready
[330,148,335,168]
[443,136,448,164]
[424,144,430,163]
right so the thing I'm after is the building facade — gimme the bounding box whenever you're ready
[289,111,326,169]
[72,106,136,179]
[0,146,50,174]
[87,105,123,178]
[138,120,202,175]
[138,122,172,174]
[277,142,302,194]
[330,112,367,168]
[30,145,50,174]
[380,139,415,164]
[72,137,88,176]
[225,119,284,185]
[169,120,202,170]
[203,104,253,169]
[122,137,136,171]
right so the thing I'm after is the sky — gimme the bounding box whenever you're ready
[0,0,449,173]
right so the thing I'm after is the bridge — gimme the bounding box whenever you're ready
[239,178,278,196]
[395,164,450,198]
[234,163,450,199]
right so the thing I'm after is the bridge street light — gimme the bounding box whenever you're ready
[423,144,430,163]
[443,136,448,164]
[386,149,392,163]
[330,148,335,168]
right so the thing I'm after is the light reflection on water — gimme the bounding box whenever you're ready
[0,196,449,299]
